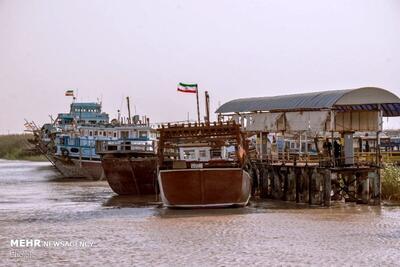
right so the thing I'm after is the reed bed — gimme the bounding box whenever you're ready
[0,134,44,161]
[381,164,400,201]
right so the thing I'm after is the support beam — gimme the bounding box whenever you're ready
[324,169,331,207]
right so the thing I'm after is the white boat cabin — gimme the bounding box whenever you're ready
[178,146,234,162]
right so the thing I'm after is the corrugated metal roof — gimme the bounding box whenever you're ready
[216,89,351,113]
[215,87,400,116]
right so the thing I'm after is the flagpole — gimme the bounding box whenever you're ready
[196,85,200,123]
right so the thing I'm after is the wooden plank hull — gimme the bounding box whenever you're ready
[71,159,105,180]
[158,168,251,208]
[101,154,158,195]
[52,156,85,178]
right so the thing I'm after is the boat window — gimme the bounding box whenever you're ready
[121,131,129,139]
[139,131,148,138]
[94,131,98,136]
[103,132,106,137]
[70,148,79,153]
[199,150,208,158]
[183,149,196,160]
[210,149,222,159]
[89,131,93,136]
[113,132,117,138]
[248,116,253,126]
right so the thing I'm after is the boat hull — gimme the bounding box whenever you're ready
[48,154,104,179]
[101,154,158,195]
[158,168,251,208]
[71,159,105,180]
[52,156,86,178]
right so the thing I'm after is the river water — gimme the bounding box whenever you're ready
[0,160,399,266]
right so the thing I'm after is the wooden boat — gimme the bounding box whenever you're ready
[52,155,87,178]
[71,158,105,179]
[98,136,158,195]
[157,121,251,208]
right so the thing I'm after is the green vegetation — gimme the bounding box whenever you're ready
[0,134,45,161]
[381,164,400,201]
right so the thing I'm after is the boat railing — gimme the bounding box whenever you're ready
[160,159,239,170]
[96,140,156,154]
[157,120,238,129]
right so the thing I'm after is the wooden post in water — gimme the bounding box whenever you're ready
[283,167,288,201]
[324,169,331,207]
[295,168,301,203]
[370,170,380,205]
[361,173,370,204]
[287,168,296,201]
[259,165,267,198]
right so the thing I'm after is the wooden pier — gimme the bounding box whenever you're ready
[250,162,380,206]
[216,87,400,206]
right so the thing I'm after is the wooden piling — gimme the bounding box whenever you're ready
[295,168,301,203]
[283,167,289,201]
[308,168,314,205]
[361,173,369,204]
[259,165,268,198]
[301,170,309,203]
[369,171,381,205]
[324,169,331,207]
[287,169,296,201]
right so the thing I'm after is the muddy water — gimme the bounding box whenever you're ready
[0,160,399,266]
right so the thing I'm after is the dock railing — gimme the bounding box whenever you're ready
[255,151,389,167]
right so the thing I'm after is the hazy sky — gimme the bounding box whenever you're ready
[1,0,400,133]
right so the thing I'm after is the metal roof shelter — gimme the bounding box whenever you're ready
[216,87,398,204]
[216,87,400,117]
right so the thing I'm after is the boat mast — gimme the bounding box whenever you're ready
[205,91,210,123]
[196,85,200,123]
[126,96,132,125]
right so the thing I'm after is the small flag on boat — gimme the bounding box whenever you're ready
[65,90,74,96]
[177,83,197,93]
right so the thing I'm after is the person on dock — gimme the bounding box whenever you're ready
[365,140,370,153]
[323,138,332,165]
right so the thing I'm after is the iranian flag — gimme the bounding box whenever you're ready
[177,83,197,93]
[65,90,74,96]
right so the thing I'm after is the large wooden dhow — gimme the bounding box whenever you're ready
[157,121,251,208]
[97,128,158,195]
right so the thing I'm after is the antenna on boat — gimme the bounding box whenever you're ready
[126,96,132,125]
